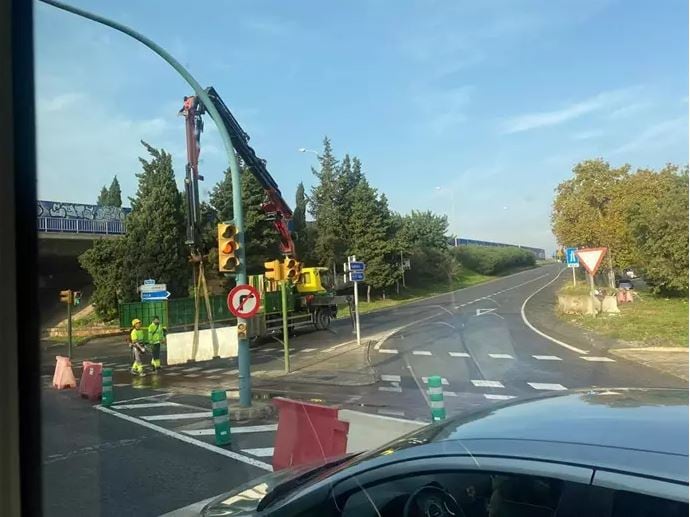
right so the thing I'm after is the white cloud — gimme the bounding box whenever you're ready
[571,129,604,140]
[500,87,639,134]
[611,117,687,156]
[38,92,85,112]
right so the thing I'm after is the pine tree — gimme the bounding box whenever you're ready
[97,186,109,206]
[209,165,280,274]
[120,141,189,300]
[107,175,122,207]
[293,181,316,263]
[309,137,344,268]
[348,178,398,292]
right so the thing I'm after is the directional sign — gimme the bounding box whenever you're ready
[140,283,167,293]
[575,247,608,275]
[144,279,156,285]
[350,271,365,282]
[227,284,261,319]
[348,261,365,272]
[141,290,171,301]
[565,247,579,268]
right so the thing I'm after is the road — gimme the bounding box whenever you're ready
[41,264,687,516]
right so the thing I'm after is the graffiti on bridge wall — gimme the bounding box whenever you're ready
[37,200,131,221]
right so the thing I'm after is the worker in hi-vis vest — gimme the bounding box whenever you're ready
[129,319,146,376]
[147,315,165,371]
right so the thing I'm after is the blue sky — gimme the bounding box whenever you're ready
[34,0,688,252]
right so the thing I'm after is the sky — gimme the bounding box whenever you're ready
[34,0,688,253]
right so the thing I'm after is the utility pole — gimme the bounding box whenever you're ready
[41,0,253,406]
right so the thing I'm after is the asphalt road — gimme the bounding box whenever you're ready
[41,264,687,516]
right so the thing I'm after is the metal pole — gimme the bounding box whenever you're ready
[572,267,576,287]
[281,281,290,373]
[351,256,361,347]
[40,0,253,406]
[67,294,72,360]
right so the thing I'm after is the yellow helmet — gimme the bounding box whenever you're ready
[131,318,142,326]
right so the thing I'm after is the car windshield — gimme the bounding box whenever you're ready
[27,1,688,516]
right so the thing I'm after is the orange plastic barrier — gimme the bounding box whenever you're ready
[79,361,103,401]
[52,356,77,390]
[272,397,349,471]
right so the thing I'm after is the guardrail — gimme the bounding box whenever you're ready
[37,217,126,235]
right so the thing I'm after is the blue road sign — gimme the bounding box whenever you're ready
[349,261,365,271]
[350,271,365,282]
[144,278,156,285]
[141,290,171,301]
[565,247,579,267]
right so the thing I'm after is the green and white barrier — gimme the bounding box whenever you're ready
[427,375,446,422]
[211,389,231,446]
[102,368,113,407]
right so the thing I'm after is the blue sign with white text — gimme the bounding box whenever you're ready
[349,261,365,271]
[350,272,365,282]
[565,247,579,267]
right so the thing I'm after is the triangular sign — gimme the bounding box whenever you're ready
[575,247,608,275]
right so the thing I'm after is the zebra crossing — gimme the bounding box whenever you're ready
[103,396,278,466]
[376,348,615,363]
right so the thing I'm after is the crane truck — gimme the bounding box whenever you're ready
[180,88,352,336]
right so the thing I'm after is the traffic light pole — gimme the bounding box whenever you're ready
[281,281,290,373]
[67,298,72,360]
[41,0,253,406]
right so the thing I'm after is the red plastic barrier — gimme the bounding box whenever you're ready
[79,361,103,401]
[53,356,77,390]
[272,397,349,471]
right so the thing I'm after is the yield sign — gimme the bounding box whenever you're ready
[227,284,261,318]
[575,247,608,275]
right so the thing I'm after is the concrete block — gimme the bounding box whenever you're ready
[166,326,238,365]
[338,409,426,453]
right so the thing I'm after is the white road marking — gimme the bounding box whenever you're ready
[528,382,567,391]
[96,406,272,471]
[207,375,221,380]
[488,353,514,359]
[421,377,449,385]
[227,369,239,375]
[378,349,398,354]
[378,408,405,417]
[300,348,317,353]
[582,356,615,362]
[533,355,562,361]
[114,383,130,387]
[381,374,401,382]
[183,424,278,436]
[164,372,182,376]
[379,386,403,393]
[484,394,516,400]
[431,304,455,316]
[184,374,200,378]
[113,402,182,410]
[108,393,170,404]
[181,367,202,372]
[142,412,209,421]
[431,321,456,329]
[471,380,504,388]
[443,391,458,397]
[412,350,432,356]
[204,368,225,373]
[520,268,588,355]
[449,352,470,358]
[241,447,274,457]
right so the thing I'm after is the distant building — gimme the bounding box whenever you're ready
[450,237,546,260]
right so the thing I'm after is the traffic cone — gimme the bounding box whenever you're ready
[102,368,113,407]
[428,375,446,422]
[211,389,231,445]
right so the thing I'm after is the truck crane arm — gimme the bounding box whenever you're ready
[202,87,296,256]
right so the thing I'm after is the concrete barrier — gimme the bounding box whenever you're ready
[338,409,426,453]
[166,326,238,365]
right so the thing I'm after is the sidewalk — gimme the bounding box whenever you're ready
[524,278,688,382]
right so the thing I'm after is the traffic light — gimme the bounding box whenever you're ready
[73,291,82,306]
[217,222,239,273]
[59,289,73,304]
[264,260,284,281]
[282,257,301,282]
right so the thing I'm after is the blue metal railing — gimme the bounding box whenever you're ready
[37,217,126,235]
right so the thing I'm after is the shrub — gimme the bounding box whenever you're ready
[453,246,535,275]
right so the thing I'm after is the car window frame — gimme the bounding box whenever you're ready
[592,469,689,504]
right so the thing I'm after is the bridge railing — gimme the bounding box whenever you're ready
[37,217,126,235]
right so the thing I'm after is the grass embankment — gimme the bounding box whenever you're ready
[336,269,496,318]
[563,291,688,347]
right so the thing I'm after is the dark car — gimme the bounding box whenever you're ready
[202,389,688,516]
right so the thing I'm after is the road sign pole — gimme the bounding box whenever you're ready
[350,256,362,347]
[281,281,290,373]
[67,296,73,360]
[572,267,577,287]
[41,0,252,406]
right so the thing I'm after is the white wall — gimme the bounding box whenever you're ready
[166,326,238,365]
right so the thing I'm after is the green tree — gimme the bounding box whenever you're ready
[309,137,344,268]
[79,239,125,321]
[293,181,316,264]
[107,175,122,207]
[96,186,109,206]
[347,179,399,291]
[627,167,689,294]
[398,210,449,250]
[209,165,280,274]
[120,142,189,301]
